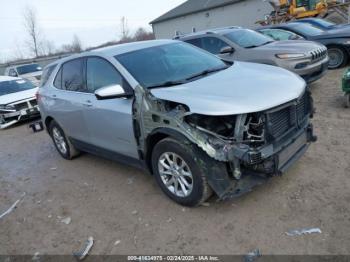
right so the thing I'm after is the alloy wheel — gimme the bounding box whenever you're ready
[158,152,193,198]
[52,127,67,155]
[328,48,344,69]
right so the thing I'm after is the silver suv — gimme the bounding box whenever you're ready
[177,27,329,83]
[38,40,316,206]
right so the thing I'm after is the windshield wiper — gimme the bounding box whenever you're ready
[245,41,274,48]
[186,66,228,81]
[147,80,186,89]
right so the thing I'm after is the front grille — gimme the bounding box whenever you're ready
[267,92,310,140]
[13,99,37,111]
[296,91,308,124]
[310,48,327,63]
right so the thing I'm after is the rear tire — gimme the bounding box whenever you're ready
[151,138,212,206]
[327,46,348,69]
[49,120,80,160]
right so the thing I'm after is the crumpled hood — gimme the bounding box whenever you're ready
[0,87,38,105]
[257,40,324,52]
[151,62,306,115]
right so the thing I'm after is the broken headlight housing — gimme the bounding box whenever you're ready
[243,113,266,147]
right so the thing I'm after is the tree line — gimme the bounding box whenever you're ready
[6,6,154,63]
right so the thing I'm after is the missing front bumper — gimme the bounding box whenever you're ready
[0,106,40,129]
[217,125,315,200]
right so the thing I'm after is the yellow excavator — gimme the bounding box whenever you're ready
[258,0,350,25]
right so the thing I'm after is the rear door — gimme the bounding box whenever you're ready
[82,56,138,158]
[48,58,91,142]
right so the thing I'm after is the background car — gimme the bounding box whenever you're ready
[257,22,350,69]
[257,28,305,40]
[177,27,328,83]
[0,76,39,129]
[294,18,350,31]
[38,40,316,206]
[4,63,43,86]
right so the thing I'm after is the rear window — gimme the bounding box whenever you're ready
[40,64,57,87]
[0,79,36,96]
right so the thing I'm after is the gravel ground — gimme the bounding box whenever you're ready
[0,68,349,256]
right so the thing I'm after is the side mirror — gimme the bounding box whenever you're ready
[220,46,234,54]
[290,35,304,40]
[94,84,133,100]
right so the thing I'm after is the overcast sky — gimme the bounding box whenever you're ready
[0,0,186,61]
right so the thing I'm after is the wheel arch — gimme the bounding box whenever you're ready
[144,128,192,174]
[44,116,55,133]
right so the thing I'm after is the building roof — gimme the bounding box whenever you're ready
[150,0,242,24]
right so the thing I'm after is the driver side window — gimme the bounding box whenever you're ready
[263,29,292,41]
[201,37,230,54]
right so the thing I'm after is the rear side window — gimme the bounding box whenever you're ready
[62,59,85,92]
[201,37,230,54]
[86,57,123,93]
[185,38,202,48]
[54,68,63,89]
[40,64,57,87]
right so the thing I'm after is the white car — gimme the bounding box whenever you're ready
[0,76,40,129]
[5,63,43,86]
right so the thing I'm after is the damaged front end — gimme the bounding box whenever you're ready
[133,86,316,200]
[0,98,40,129]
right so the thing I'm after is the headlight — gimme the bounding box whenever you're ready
[276,53,306,59]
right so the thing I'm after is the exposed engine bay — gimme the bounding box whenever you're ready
[132,86,317,200]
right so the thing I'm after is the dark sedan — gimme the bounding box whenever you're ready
[294,18,350,31]
[257,22,350,69]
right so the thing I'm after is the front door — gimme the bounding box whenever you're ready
[83,57,139,158]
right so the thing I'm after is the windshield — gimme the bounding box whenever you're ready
[0,79,36,96]
[16,64,42,75]
[115,42,228,88]
[224,29,274,48]
[291,23,325,36]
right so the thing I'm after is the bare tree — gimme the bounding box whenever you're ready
[40,40,56,56]
[23,6,42,57]
[119,16,131,42]
[59,34,83,53]
[71,34,83,52]
[134,27,155,41]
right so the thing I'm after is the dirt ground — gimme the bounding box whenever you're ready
[0,68,350,257]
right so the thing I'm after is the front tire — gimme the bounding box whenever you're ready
[328,46,348,69]
[49,120,80,160]
[151,138,212,206]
